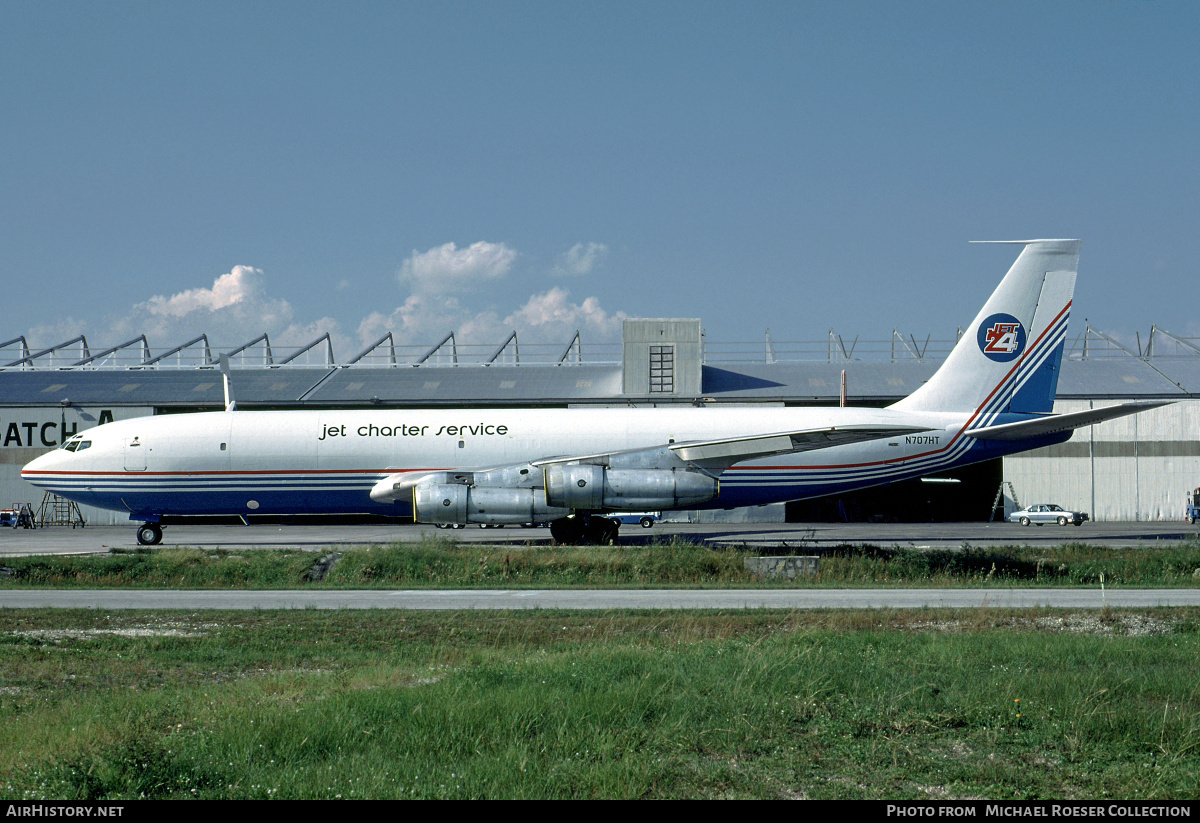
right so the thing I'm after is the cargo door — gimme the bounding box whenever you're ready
[124,436,147,471]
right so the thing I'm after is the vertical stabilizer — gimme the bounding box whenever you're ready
[891,239,1079,418]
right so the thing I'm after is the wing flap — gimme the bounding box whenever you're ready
[669,424,930,463]
[525,423,931,472]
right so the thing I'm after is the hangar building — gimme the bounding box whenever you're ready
[1,321,1196,525]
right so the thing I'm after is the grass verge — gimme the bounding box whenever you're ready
[3,538,1200,588]
[2,608,1198,799]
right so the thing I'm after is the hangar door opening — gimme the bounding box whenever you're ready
[785,458,1002,523]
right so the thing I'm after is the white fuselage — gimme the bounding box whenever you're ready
[21,404,1006,521]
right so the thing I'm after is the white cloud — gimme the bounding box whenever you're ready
[355,286,626,351]
[504,287,626,338]
[96,266,352,358]
[23,317,89,349]
[25,241,630,365]
[361,240,624,348]
[357,294,504,348]
[554,242,608,277]
[105,266,282,342]
[399,241,517,294]
[140,265,264,318]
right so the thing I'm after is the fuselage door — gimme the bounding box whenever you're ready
[124,436,147,471]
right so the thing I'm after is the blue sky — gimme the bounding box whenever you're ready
[3,1,1197,358]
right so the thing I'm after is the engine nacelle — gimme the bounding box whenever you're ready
[543,465,718,511]
[412,483,569,525]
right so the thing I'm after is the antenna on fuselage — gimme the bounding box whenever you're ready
[218,354,237,411]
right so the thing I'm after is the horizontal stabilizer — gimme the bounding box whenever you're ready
[669,424,929,464]
[966,401,1169,441]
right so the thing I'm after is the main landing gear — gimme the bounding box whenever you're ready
[136,523,163,546]
[549,513,620,545]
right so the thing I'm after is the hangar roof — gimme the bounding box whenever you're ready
[0,326,1195,408]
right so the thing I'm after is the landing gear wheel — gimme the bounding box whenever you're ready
[593,517,620,545]
[136,523,163,546]
[550,516,585,545]
[579,516,618,545]
[550,515,619,545]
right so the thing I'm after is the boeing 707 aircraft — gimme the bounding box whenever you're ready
[22,240,1162,545]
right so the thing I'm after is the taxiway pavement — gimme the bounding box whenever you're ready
[1,520,1196,558]
[4,588,1200,610]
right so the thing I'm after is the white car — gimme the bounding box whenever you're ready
[1009,504,1088,526]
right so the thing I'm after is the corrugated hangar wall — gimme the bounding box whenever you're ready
[1003,400,1200,522]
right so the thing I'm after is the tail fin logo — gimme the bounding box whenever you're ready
[977,313,1026,362]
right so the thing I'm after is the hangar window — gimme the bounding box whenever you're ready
[649,345,675,393]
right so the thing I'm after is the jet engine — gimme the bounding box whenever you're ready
[394,463,718,526]
[412,483,569,526]
[543,465,718,510]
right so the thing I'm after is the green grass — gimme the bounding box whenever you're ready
[3,538,1200,589]
[5,538,1197,798]
[2,609,1198,799]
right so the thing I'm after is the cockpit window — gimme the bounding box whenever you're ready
[61,435,86,452]
[77,441,92,451]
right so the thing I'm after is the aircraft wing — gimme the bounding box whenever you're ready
[531,423,931,469]
[966,401,1170,441]
[666,424,930,464]
[373,423,930,504]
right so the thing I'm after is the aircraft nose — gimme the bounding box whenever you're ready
[21,450,60,483]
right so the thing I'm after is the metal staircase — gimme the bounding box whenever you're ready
[35,493,86,528]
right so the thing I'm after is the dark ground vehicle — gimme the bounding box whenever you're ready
[614,512,659,528]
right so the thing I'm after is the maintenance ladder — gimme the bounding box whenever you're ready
[989,482,1021,522]
[35,493,86,528]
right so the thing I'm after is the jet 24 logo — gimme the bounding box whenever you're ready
[977,313,1026,362]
